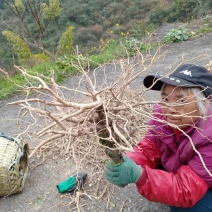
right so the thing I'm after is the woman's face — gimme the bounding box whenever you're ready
[160,84,200,129]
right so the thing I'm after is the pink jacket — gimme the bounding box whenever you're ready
[127,103,212,207]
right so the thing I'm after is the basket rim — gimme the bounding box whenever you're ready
[0,133,24,170]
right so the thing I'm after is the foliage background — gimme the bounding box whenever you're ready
[0,0,212,71]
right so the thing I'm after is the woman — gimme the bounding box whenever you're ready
[104,64,212,211]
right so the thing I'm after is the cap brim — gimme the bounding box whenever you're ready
[143,75,198,91]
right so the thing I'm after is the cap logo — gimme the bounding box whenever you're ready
[179,70,192,77]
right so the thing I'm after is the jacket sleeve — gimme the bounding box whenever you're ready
[126,138,161,169]
[136,165,209,208]
[188,138,212,187]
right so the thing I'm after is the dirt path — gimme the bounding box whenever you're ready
[0,27,212,212]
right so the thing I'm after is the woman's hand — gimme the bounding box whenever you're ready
[104,155,142,186]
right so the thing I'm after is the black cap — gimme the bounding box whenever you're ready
[143,64,212,97]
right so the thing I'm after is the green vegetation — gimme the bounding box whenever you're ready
[41,0,63,21]
[194,15,212,37]
[0,75,24,99]
[57,26,75,56]
[163,27,191,43]
[149,0,212,25]
[1,0,212,99]
[2,30,32,64]
[1,0,212,70]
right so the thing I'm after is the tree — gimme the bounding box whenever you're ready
[41,0,63,21]
[3,0,63,60]
[2,30,31,64]
[12,0,25,16]
[2,30,50,66]
[174,0,200,21]
[57,26,74,56]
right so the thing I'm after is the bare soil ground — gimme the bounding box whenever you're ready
[0,23,212,212]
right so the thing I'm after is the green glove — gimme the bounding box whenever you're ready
[104,155,142,186]
[56,172,87,193]
[57,176,75,193]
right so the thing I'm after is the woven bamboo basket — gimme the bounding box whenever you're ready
[0,134,28,196]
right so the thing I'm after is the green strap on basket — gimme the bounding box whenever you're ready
[0,132,24,170]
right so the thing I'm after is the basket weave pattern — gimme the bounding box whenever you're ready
[0,136,28,196]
